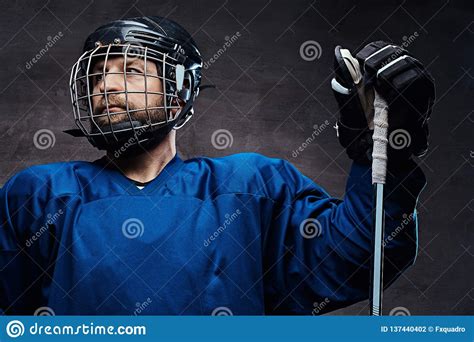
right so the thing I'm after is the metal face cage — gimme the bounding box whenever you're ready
[69,41,193,148]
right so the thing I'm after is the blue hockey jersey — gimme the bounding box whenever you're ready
[0,153,426,315]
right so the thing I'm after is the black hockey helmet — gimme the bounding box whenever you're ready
[67,16,203,153]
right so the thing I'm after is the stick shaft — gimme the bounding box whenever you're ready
[370,183,385,316]
[370,91,389,316]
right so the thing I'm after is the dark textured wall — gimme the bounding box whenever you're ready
[0,0,472,315]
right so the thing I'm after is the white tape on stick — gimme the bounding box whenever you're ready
[372,90,389,185]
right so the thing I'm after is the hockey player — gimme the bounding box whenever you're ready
[0,16,434,315]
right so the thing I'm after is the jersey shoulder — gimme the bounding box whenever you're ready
[0,161,96,235]
[181,152,309,201]
[188,152,280,168]
[1,160,96,200]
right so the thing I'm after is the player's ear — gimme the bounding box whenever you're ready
[170,79,190,118]
[169,96,186,119]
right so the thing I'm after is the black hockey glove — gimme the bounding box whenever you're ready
[331,40,436,164]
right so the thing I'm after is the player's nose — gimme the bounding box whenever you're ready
[98,69,126,94]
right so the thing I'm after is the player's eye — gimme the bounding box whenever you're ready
[126,67,142,75]
[91,73,104,85]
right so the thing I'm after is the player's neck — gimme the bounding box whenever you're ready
[106,131,177,184]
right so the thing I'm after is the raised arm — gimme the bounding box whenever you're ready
[262,158,425,314]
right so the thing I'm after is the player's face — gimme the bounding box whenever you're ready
[90,56,166,127]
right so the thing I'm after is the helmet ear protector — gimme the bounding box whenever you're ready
[65,16,204,152]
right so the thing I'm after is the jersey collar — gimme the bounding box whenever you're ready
[94,153,184,196]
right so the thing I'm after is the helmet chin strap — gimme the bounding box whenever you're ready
[90,120,143,134]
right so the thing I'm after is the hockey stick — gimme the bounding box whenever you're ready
[369,91,389,316]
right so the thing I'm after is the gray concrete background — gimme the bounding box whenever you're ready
[0,0,472,315]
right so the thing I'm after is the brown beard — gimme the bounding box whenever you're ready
[93,93,166,128]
